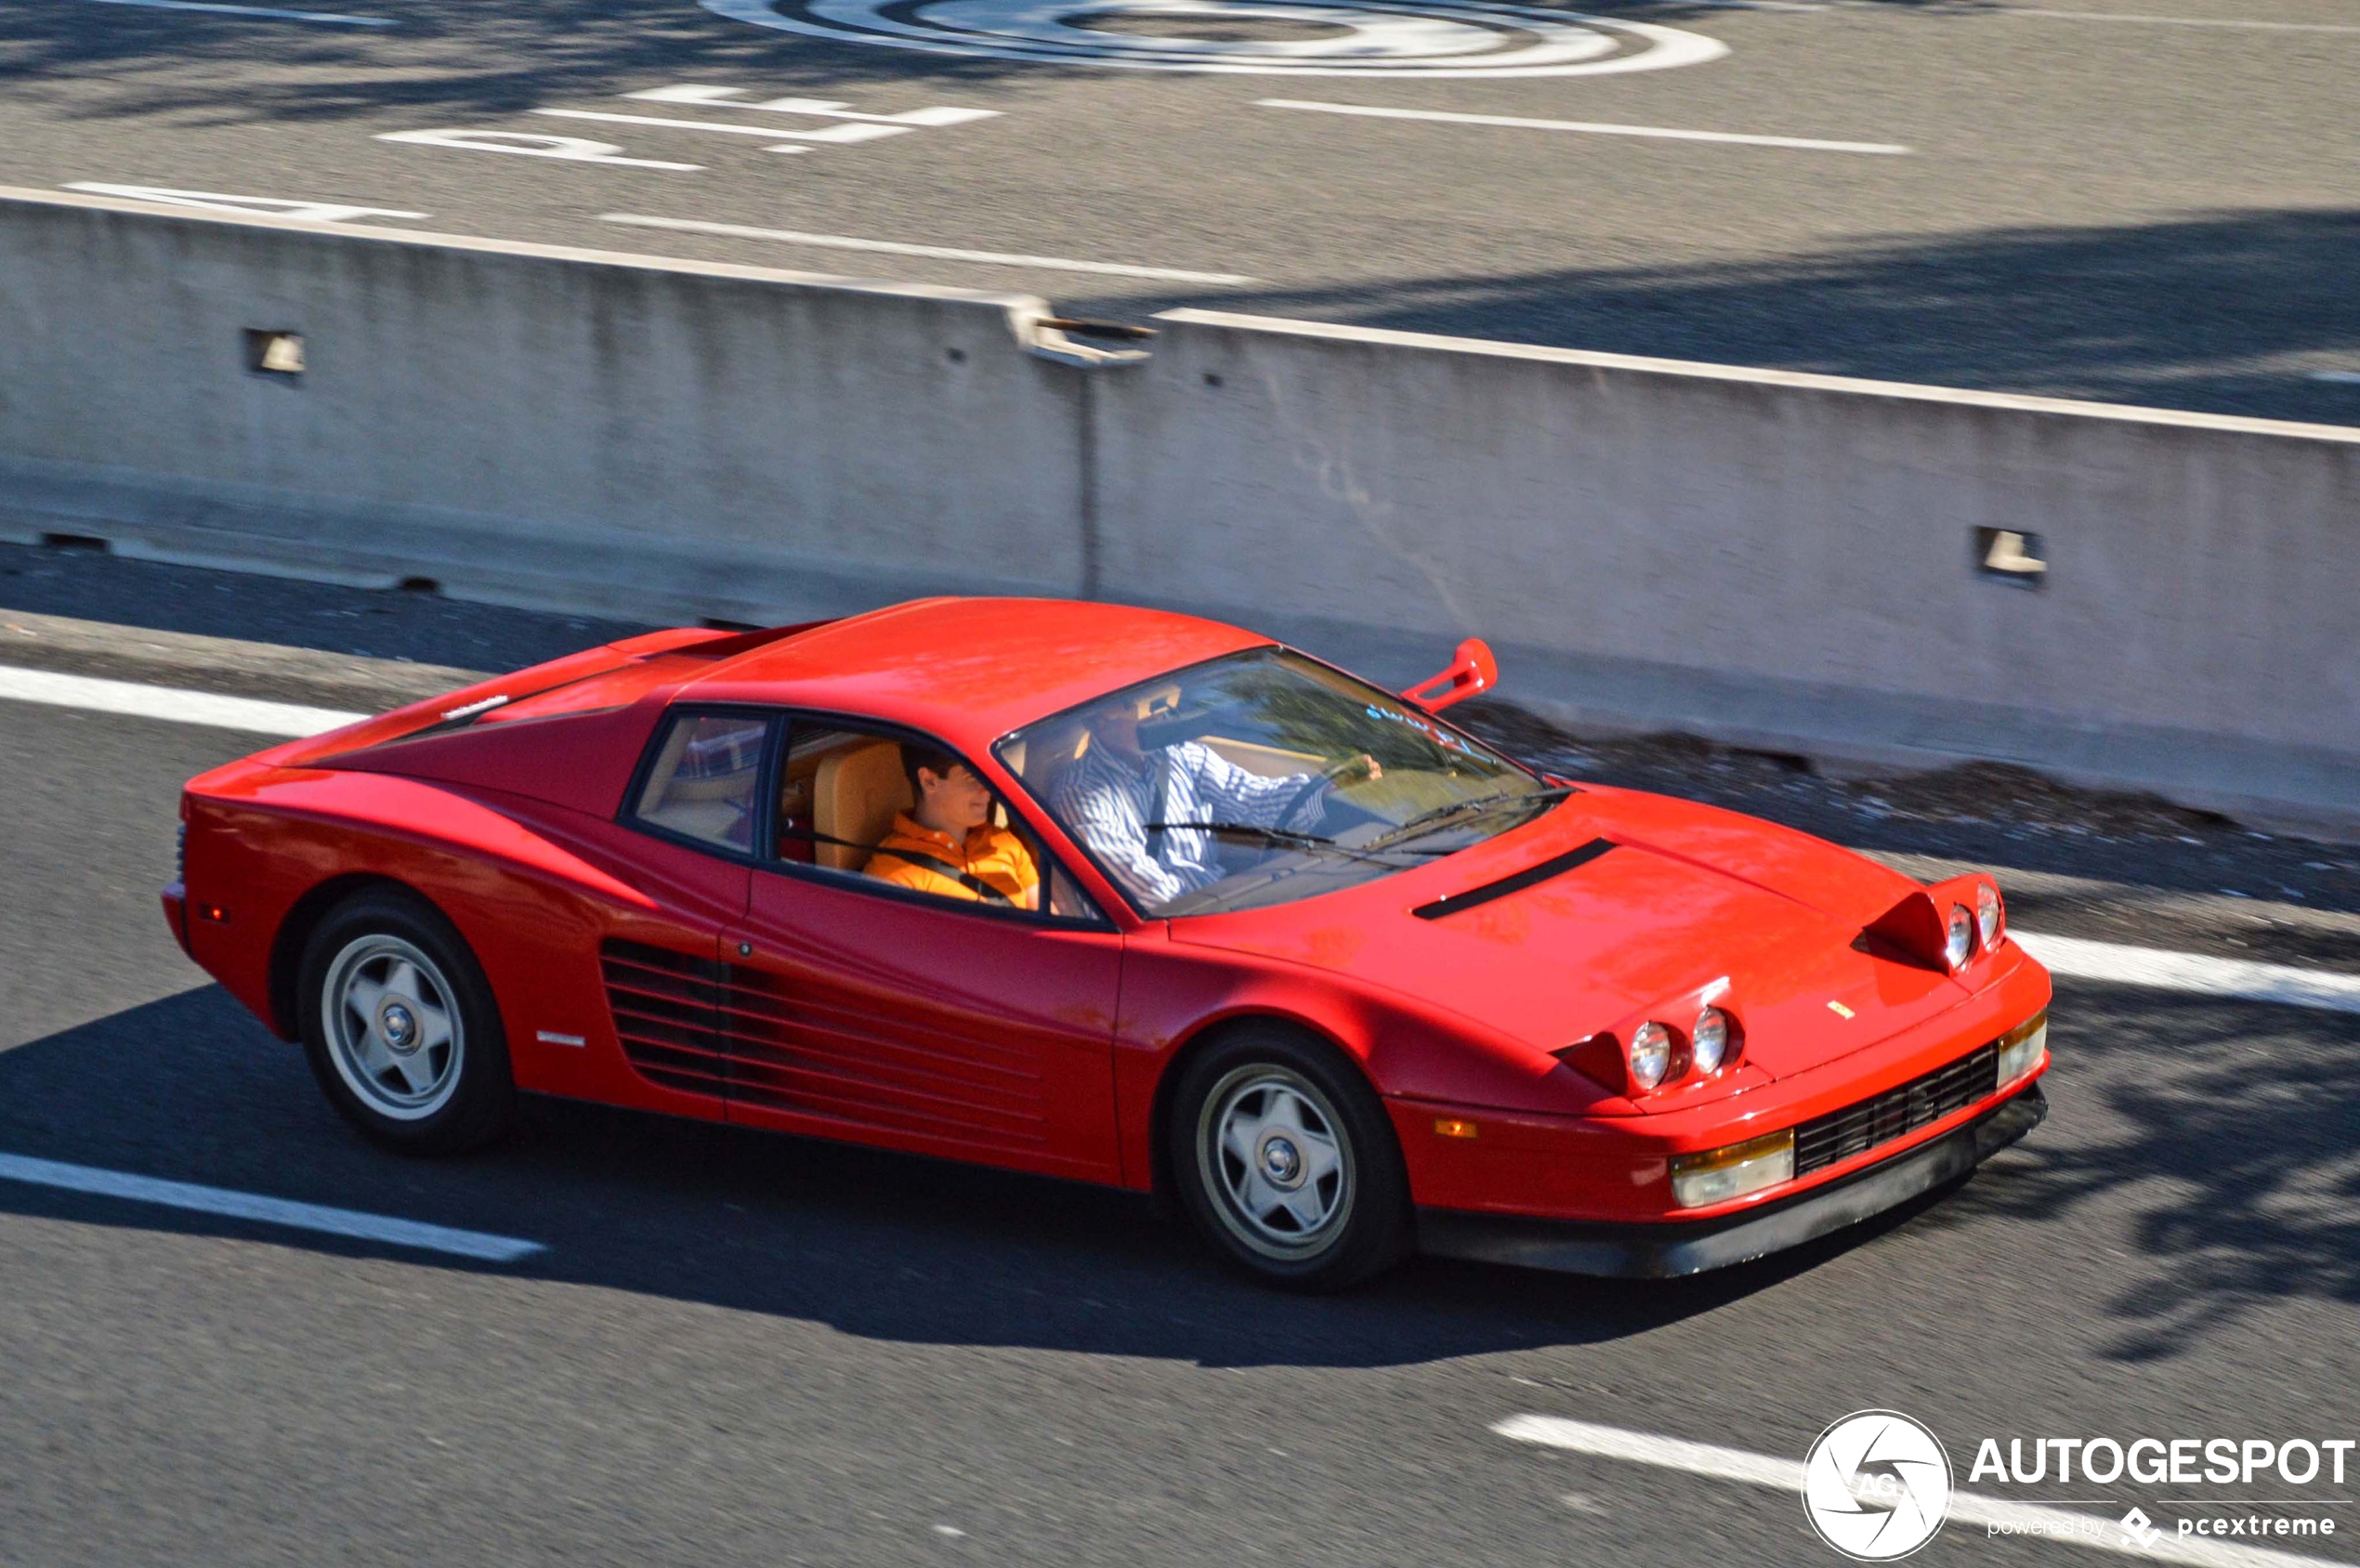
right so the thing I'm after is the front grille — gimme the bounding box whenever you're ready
[1791,1042,1999,1177]
[599,938,1048,1148]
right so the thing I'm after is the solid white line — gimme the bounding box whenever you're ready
[1999,8,2360,33]
[1495,1415,2345,1568]
[82,0,396,24]
[0,1153,544,1262]
[2012,931,2360,1015]
[599,214,1260,284]
[1255,99,1911,155]
[0,666,363,737]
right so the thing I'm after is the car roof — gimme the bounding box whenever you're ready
[681,597,1272,750]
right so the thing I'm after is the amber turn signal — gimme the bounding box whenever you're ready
[1433,1117,1480,1140]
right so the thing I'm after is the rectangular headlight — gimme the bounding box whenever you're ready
[1998,1012,2048,1087]
[1669,1129,1795,1209]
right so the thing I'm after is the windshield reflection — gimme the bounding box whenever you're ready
[997,647,1562,918]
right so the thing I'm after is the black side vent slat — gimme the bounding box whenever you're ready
[1792,1042,2000,1177]
[1412,838,1615,921]
[597,938,1049,1146]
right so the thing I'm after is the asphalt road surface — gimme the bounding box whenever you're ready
[4,0,2359,423]
[4,548,2359,1566]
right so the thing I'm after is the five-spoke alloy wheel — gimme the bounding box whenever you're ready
[1171,1025,1409,1291]
[298,888,513,1152]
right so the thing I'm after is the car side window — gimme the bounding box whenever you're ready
[629,711,771,854]
[770,717,1105,923]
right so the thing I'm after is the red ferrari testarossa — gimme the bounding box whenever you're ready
[166,598,2050,1289]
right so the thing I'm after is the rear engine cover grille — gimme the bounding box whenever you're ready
[1792,1042,1999,1177]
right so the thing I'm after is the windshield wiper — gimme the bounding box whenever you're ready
[1141,821,1437,866]
[1367,784,1577,850]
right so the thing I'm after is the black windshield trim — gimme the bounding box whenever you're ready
[1411,838,1616,921]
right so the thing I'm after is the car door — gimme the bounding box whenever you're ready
[718,715,1126,1183]
[563,705,773,1118]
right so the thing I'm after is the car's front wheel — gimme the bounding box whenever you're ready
[1170,1025,1409,1291]
[297,888,514,1153]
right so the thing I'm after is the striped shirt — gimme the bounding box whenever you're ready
[1051,740,1325,909]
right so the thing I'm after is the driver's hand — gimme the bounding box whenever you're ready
[1340,753,1382,785]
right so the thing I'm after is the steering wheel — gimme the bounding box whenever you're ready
[1277,756,1360,830]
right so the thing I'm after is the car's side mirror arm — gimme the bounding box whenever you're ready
[1402,637,1499,712]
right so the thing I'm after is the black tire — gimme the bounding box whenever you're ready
[296,887,514,1154]
[1167,1023,1409,1292]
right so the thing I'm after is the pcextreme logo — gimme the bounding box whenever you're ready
[1803,1410,1954,1561]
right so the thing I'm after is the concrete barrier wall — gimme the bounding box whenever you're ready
[5,188,2357,830]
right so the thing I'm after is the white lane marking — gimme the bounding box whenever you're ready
[63,182,426,224]
[82,0,395,22]
[0,1153,544,1262]
[625,85,1001,126]
[0,666,363,738]
[2312,372,2360,385]
[2013,931,2360,1015]
[533,107,908,145]
[375,129,701,170]
[1256,98,1911,155]
[1495,1415,2347,1568]
[1999,7,2360,33]
[600,213,1260,284]
[702,0,1727,78]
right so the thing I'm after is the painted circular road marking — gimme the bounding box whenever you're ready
[701,0,1727,76]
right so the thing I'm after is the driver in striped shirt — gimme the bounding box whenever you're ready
[1052,697,1378,909]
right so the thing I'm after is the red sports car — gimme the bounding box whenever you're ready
[165,598,2050,1289]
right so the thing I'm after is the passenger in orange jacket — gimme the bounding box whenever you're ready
[862,742,1041,909]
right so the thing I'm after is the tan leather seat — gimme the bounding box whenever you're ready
[813,741,911,870]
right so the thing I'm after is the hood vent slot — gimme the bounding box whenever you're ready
[1412,838,1615,921]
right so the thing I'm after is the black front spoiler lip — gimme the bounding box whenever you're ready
[1416,1082,2048,1280]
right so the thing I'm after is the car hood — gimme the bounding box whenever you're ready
[1170,785,1968,1082]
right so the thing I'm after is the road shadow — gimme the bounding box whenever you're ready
[0,984,2053,1370]
[1161,208,2360,425]
[1900,990,2360,1361]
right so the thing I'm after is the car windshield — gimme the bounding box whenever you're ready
[995,647,1564,918]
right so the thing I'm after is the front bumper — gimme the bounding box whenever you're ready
[1416,1082,2047,1278]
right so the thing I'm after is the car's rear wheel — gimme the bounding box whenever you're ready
[298,888,513,1153]
[1170,1025,1409,1291]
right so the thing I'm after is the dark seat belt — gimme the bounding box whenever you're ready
[873,844,1016,906]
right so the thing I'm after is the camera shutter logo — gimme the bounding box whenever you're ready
[1802,1410,1954,1561]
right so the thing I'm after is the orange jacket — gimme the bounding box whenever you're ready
[863,814,1040,908]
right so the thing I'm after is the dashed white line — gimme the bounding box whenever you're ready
[2312,372,2360,385]
[2012,931,2360,1015]
[1998,7,2360,33]
[0,666,364,737]
[1494,1414,2347,1568]
[0,1153,544,1262]
[81,0,395,24]
[599,214,1260,284]
[1256,99,1912,155]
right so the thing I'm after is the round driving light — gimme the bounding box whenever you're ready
[1692,1007,1730,1074]
[1977,882,2002,946]
[1946,904,1974,969]
[1629,1021,1672,1090]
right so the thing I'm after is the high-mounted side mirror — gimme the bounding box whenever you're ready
[1402,637,1498,712]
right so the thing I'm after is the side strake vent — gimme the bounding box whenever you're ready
[1412,838,1615,921]
[599,939,1048,1148]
